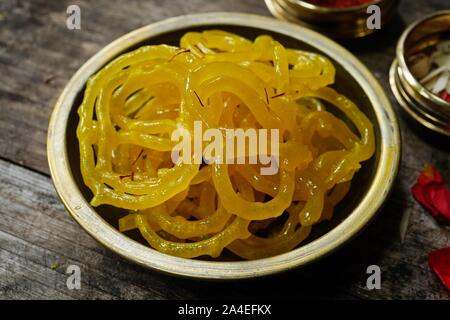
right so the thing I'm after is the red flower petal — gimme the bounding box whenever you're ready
[440,90,450,103]
[418,165,444,185]
[428,247,450,290]
[411,165,450,225]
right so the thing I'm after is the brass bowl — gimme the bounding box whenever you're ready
[47,12,400,279]
[265,0,399,39]
[390,10,450,136]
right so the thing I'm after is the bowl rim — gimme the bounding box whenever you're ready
[289,0,385,13]
[47,12,400,280]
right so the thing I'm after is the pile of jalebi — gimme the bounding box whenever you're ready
[77,30,375,260]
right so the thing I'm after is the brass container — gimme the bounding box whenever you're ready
[390,11,450,137]
[265,0,399,39]
[47,13,400,279]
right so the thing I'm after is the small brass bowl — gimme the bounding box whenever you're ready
[47,13,400,279]
[390,10,450,136]
[265,0,399,39]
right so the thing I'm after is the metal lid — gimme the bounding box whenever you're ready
[390,11,450,136]
[265,0,398,39]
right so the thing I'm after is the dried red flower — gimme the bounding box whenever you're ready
[168,48,191,62]
[194,91,204,107]
[271,92,286,99]
[264,88,269,105]
[119,172,134,181]
[131,149,144,166]
[411,165,450,225]
[428,246,450,290]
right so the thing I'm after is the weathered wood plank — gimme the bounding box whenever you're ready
[0,0,269,175]
[0,0,448,175]
[0,158,448,299]
[0,264,72,300]
[0,159,197,300]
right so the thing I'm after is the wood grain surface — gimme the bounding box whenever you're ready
[0,0,449,299]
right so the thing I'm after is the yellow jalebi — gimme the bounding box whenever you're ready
[77,30,375,260]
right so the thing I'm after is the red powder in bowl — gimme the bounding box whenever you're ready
[305,0,376,8]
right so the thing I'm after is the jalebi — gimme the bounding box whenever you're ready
[77,30,375,259]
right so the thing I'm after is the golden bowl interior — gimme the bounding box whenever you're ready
[48,13,400,279]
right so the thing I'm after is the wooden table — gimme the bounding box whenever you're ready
[0,0,449,300]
